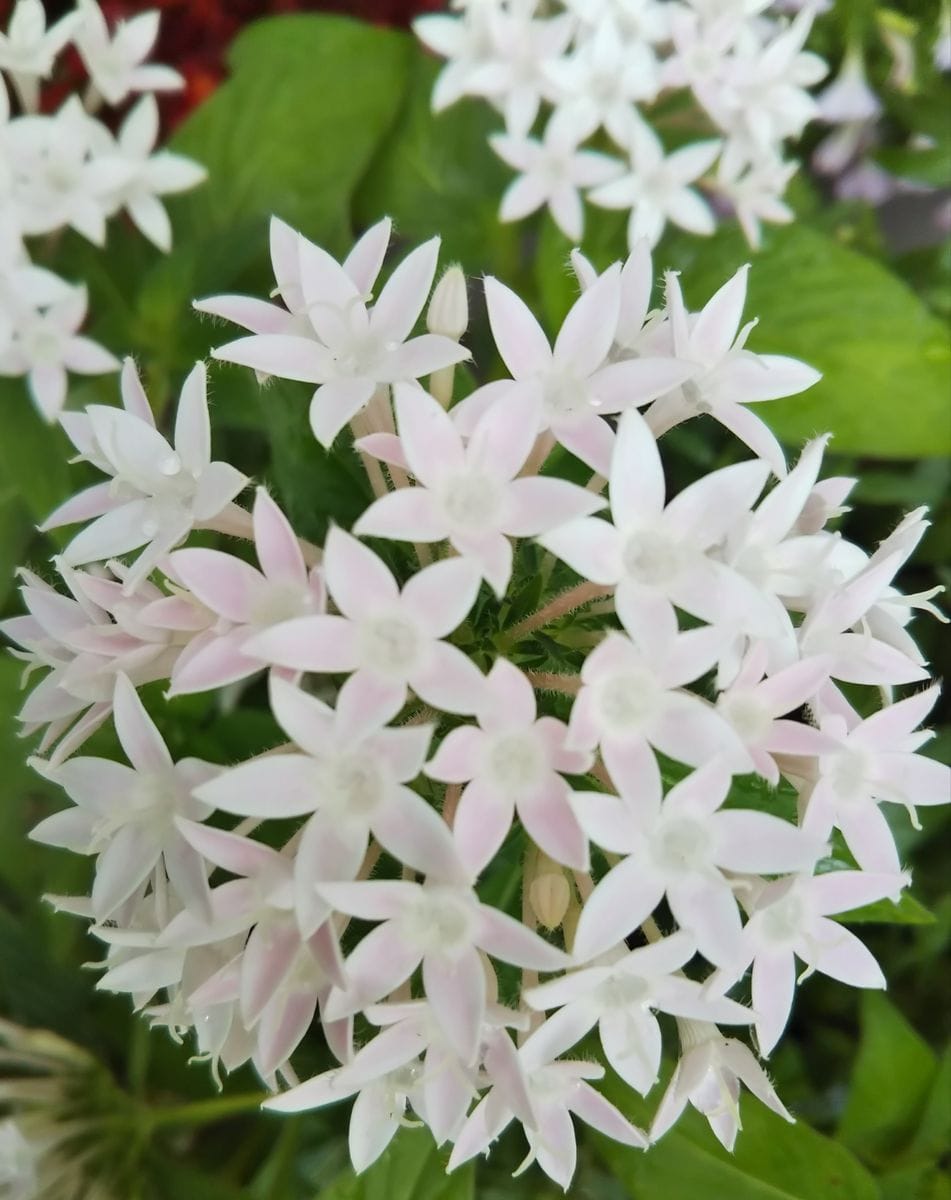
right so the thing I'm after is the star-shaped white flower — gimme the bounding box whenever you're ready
[74,0,183,107]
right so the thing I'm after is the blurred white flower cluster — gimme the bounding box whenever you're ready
[4,219,948,1189]
[414,0,829,249]
[0,0,205,421]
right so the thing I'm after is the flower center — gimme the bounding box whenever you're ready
[760,893,805,944]
[543,369,591,424]
[249,580,316,628]
[652,817,711,873]
[358,615,422,678]
[400,890,473,955]
[721,691,772,744]
[595,669,661,733]
[485,731,545,794]
[321,755,383,817]
[597,972,651,1010]
[22,327,61,365]
[621,529,683,587]
[827,748,871,803]
[441,471,503,532]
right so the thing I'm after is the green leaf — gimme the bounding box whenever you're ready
[638,223,951,459]
[354,48,520,277]
[838,993,938,1165]
[0,385,76,523]
[316,1129,473,1200]
[592,1067,879,1200]
[837,892,936,926]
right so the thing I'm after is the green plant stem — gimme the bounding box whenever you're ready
[145,1091,268,1131]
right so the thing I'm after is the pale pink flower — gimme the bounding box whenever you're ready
[448,1016,647,1189]
[245,527,485,734]
[44,359,248,592]
[318,878,569,1063]
[167,487,324,695]
[646,266,822,476]
[211,232,470,447]
[451,269,691,474]
[571,761,826,967]
[651,1021,792,1151]
[193,675,464,935]
[354,383,604,596]
[523,930,752,1095]
[425,657,593,873]
[29,673,218,921]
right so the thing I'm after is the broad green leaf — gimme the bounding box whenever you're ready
[593,1067,879,1200]
[0,385,76,523]
[660,223,951,459]
[0,488,33,608]
[838,993,938,1165]
[354,49,521,278]
[316,1128,473,1200]
[837,892,936,926]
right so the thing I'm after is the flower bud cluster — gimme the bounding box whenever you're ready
[0,0,205,420]
[414,0,829,249]
[5,218,947,1188]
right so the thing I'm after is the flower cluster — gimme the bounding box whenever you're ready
[5,219,947,1190]
[0,0,205,420]
[414,0,829,250]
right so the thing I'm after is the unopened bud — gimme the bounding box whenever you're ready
[426,265,469,341]
[529,869,572,930]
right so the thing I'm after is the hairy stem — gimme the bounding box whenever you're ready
[505,581,614,645]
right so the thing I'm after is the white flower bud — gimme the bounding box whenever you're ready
[529,869,572,930]
[426,264,469,341]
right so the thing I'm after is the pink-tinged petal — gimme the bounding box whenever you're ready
[194,294,293,334]
[163,839,213,921]
[240,919,300,1024]
[468,386,542,481]
[648,695,749,771]
[537,516,622,585]
[245,615,360,671]
[324,526,398,620]
[91,824,158,919]
[849,686,940,750]
[556,412,616,475]
[826,634,930,687]
[610,409,666,522]
[191,462,248,521]
[504,476,605,538]
[670,556,781,639]
[691,265,748,363]
[253,488,306,582]
[447,1093,513,1172]
[335,671,407,740]
[667,880,744,970]
[354,487,448,542]
[160,878,258,946]
[380,334,470,382]
[523,968,607,1013]
[349,1085,404,1173]
[30,807,95,852]
[452,779,516,877]
[659,625,726,689]
[411,642,484,715]
[309,378,377,447]
[756,656,831,716]
[168,548,262,623]
[371,784,466,883]
[320,881,419,922]
[323,925,422,1019]
[213,334,334,383]
[393,382,464,487]
[837,804,901,874]
[174,819,286,883]
[451,529,513,597]
[294,812,368,939]
[573,857,665,962]
[140,594,209,632]
[479,657,536,730]
[195,754,319,818]
[765,720,838,757]
[267,675,335,756]
[60,499,152,566]
[263,1066,355,1113]
[713,810,824,874]
[806,920,886,990]
[256,991,318,1076]
[112,673,171,773]
[600,1008,662,1095]
[449,378,520,437]
[39,481,120,530]
[423,946,486,1064]
[719,353,822,405]
[751,435,828,546]
[421,1042,475,1145]
[569,789,639,855]
[173,363,211,474]
[484,276,552,379]
[874,752,950,808]
[119,357,154,424]
[808,870,908,917]
[553,265,620,376]
[719,1038,793,1122]
[168,630,259,695]
[401,556,480,638]
[370,724,433,783]
[591,357,694,415]
[751,950,795,1057]
[425,726,487,783]
[354,432,409,471]
[474,905,570,971]
[537,716,592,775]
[343,216,392,296]
[371,238,441,343]
[519,776,590,870]
[714,402,788,478]
[345,1021,427,1086]
[665,459,770,547]
[533,1105,579,1189]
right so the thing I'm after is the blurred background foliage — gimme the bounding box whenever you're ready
[0,4,948,1198]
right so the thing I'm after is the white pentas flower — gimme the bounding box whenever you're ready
[0,0,80,111]
[43,359,248,591]
[74,0,184,107]
[210,226,470,447]
[8,221,948,1188]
